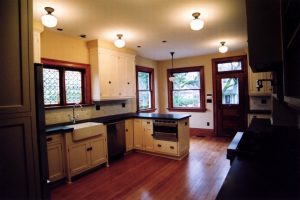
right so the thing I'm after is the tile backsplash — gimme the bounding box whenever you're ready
[45,99,136,125]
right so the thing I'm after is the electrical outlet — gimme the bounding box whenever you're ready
[207,122,210,126]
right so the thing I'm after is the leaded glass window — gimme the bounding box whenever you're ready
[65,70,82,104]
[217,61,242,72]
[43,68,60,105]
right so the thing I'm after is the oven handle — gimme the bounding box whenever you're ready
[153,123,177,127]
[154,131,177,135]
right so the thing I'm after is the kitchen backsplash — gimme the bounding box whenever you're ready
[249,96,272,110]
[45,99,136,125]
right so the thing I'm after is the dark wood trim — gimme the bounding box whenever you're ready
[190,128,215,137]
[136,65,155,113]
[212,55,248,136]
[41,58,92,106]
[167,66,205,112]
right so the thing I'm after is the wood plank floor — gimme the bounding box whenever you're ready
[51,136,231,200]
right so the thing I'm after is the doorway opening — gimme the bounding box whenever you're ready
[212,55,248,137]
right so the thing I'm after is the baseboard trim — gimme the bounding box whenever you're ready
[190,128,215,137]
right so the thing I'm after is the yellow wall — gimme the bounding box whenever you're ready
[157,49,248,129]
[41,30,89,64]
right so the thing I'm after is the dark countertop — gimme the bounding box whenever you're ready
[217,118,300,199]
[46,112,191,135]
[248,109,272,114]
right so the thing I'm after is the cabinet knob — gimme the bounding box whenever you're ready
[147,121,150,124]
[127,82,130,85]
[46,137,53,142]
[157,144,162,147]
[109,81,111,84]
[125,129,128,132]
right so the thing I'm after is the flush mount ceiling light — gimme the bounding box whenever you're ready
[169,52,176,82]
[219,41,228,53]
[190,12,204,31]
[41,7,58,28]
[114,34,126,48]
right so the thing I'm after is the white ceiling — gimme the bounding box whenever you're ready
[33,0,248,61]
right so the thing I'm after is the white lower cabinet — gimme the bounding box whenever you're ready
[46,134,65,182]
[154,140,178,156]
[133,119,154,151]
[65,130,108,183]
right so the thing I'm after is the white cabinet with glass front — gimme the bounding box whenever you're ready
[87,40,136,100]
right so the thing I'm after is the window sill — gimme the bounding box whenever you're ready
[167,108,206,112]
[45,103,94,110]
[137,108,157,113]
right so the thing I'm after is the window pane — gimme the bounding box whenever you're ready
[221,78,239,104]
[173,72,200,90]
[173,90,200,107]
[65,70,82,104]
[139,91,151,109]
[217,61,242,72]
[43,68,60,105]
[138,72,150,90]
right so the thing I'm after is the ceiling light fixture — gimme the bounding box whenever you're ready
[219,41,228,53]
[114,34,126,48]
[41,7,58,28]
[190,12,204,31]
[169,52,176,82]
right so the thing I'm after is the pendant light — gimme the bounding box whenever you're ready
[190,12,204,31]
[41,7,58,28]
[169,52,176,82]
[219,41,228,53]
[114,34,126,48]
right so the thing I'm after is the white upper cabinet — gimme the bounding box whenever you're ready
[88,41,136,101]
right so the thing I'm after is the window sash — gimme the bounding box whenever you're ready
[167,66,205,112]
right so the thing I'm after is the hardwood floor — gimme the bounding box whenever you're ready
[51,136,230,200]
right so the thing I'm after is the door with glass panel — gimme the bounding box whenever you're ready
[212,56,248,137]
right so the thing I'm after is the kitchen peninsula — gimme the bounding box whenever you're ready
[46,113,191,183]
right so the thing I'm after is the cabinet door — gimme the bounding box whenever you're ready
[133,119,143,150]
[142,120,154,152]
[99,50,119,98]
[125,119,134,151]
[47,143,65,182]
[68,142,90,176]
[90,137,107,167]
[118,54,136,97]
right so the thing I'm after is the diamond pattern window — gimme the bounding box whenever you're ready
[43,68,60,105]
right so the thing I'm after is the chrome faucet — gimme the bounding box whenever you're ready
[69,103,83,123]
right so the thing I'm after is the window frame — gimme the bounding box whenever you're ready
[167,66,206,112]
[136,65,156,113]
[41,58,91,108]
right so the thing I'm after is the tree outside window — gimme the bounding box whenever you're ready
[167,66,205,112]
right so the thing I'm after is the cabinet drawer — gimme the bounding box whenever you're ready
[154,140,178,155]
[46,134,62,145]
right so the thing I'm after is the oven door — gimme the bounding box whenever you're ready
[153,121,178,141]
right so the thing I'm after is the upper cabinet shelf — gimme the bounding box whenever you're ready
[246,0,283,72]
[88,40,136,101]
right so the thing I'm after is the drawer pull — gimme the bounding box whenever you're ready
[109,81,111,84]
[157,144,162,147]
[147,121,150,124]
[185,122,188,126]
[87,147,92,151]
[46,137,53,142]
[170,146,174,149]
[126,129,128,132]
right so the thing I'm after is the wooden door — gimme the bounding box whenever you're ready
[68,142,90,176]
[133,119,143,150]
[90,137,107,167]
[125,119,134,151]
[212,55,248,137]
[47,142,65,182]
[0,0,42,199]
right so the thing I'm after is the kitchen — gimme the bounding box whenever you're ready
[1,0,300,200]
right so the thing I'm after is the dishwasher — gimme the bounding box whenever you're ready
[107,120,125,161]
